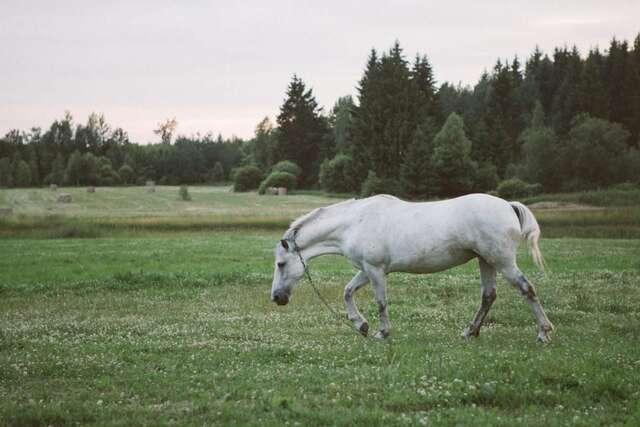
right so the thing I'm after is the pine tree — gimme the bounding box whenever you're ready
[351,49,383,186]
[411,54,440,125]
[252,117,276,170]
[352,42,423,187]
[432,113,477,196]
[0,158,13,187]
[518,102,560,191]
[400,122,436,199]
[551,46,583,136]
[580,48,608,119]
[483,59,523,176]
[276,75,329,186]
[605,39,635,139]
[329,96,355,155]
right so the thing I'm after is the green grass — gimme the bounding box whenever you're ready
[1,235,639,426]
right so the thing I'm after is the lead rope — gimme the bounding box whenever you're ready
[293,244,354,331]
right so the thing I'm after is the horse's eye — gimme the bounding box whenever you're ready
[277,262,286,268]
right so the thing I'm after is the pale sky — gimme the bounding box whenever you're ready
[1,1,639,143]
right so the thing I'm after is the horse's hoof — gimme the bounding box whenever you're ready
[358,322,369,337]
[461,327,479,338]
[373,330,389,340]
[536,333,551,344]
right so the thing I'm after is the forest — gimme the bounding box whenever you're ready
[1,33,639,198]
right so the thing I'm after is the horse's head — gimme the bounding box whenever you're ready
[271,239,305,305]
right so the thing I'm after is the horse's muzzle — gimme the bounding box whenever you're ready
[272,290,289,306]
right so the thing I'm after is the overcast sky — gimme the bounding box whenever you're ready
[2,1,639,143]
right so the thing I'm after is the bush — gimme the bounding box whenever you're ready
[179,185,191,201]
[319,154,355,193]
[272,160,301,178]
[360,171,402,197]
[496,178,542,199]
[233,166,263,192]
[258,172,297,195]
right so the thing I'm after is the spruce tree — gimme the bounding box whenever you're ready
[400,122,436,199]
[0,158,13,187]
[276,75,328,186]
[518,102,560,191]
[431,113,477,196]
[580,48,608,119]
[329,96,355,155]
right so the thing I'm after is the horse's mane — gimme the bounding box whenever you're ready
[283,198,357,241]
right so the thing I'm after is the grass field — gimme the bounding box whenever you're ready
[1,187,639,425]
[1,186,639,239]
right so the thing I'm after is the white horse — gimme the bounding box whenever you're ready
[270,193,554,342]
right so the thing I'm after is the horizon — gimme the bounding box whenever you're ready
[2,1,639,143]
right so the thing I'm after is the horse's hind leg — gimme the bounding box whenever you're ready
[501,264,554,342]
[343,271,370,336]
[363,264,390,340]
[462,258,497,338]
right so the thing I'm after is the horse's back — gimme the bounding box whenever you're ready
[341,194,522,273]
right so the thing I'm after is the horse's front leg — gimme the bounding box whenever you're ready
[343,271,370,336]
[363,265,390,340]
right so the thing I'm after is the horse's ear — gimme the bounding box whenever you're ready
[280,239,289,250]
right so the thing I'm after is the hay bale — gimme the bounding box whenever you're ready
[57,193,72,203]
[49,184,58,191]
[277,187,288,196]
[0,207,13,217]
[267,187,278,195]
[87,186,95,193]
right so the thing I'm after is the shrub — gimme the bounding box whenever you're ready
[360,171,402,197]
[272,160,301,178]
[319,154,355,193]
[497,178,542,199]
[258,172,297,195]
[179,185,191,201]
[232,166,263,192]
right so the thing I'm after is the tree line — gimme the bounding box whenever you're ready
[239,34,640,197]
[2,33,639,197]
[0,113,242,187]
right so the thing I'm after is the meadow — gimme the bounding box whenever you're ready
[1,186,639,426]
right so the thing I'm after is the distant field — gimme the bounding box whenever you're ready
[1,186,639,238]
[0,186,347,237]
[1,235,639,425]
[0,185,342,218]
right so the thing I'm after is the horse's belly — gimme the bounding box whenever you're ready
[389,247,476,274]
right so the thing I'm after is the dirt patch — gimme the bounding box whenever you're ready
[528,201,602,211]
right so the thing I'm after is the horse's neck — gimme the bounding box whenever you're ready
[296,212,345,261]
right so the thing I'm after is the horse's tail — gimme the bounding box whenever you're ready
[509,201,545,272]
